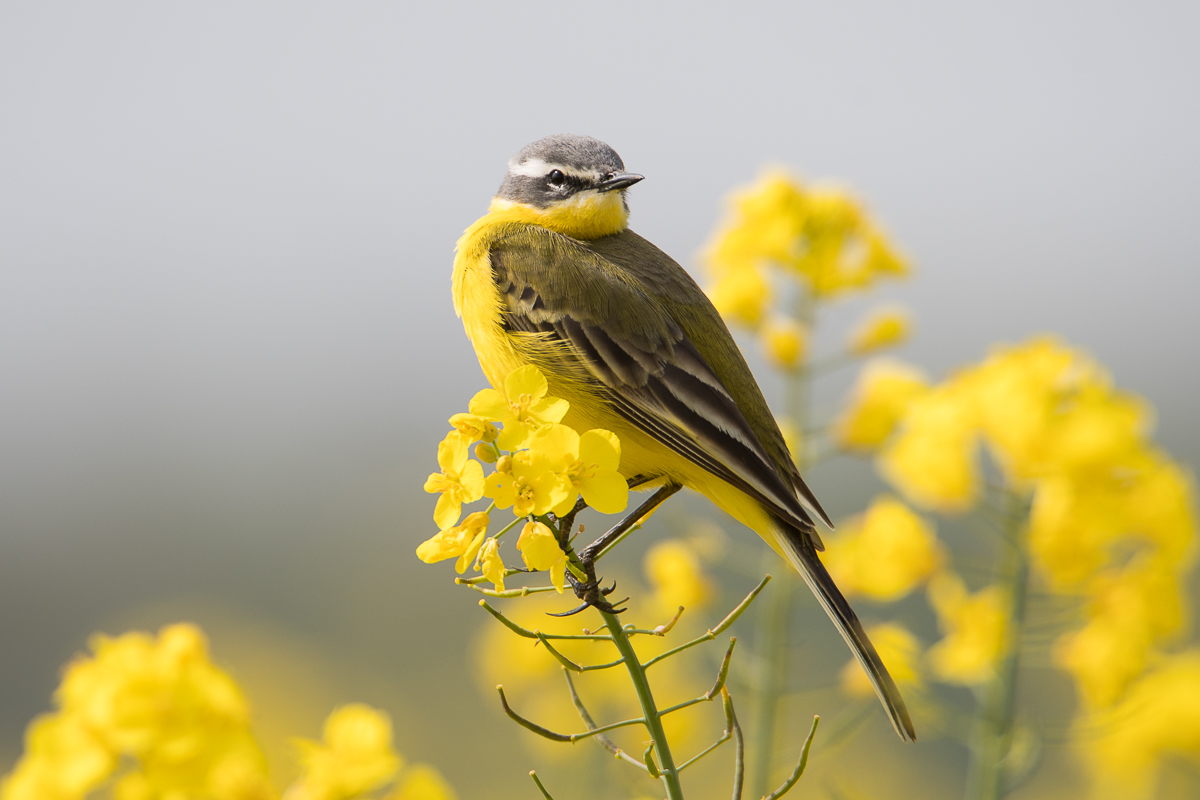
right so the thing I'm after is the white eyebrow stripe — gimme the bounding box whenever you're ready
[506,157,599,182]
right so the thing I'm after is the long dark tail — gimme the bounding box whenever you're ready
[779,524,917,741]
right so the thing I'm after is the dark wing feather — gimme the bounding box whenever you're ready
[489,226,822,536]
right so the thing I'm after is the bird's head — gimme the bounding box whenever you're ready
[491,134,644,239]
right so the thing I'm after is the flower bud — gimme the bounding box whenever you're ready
[761,317,809,370]
[849,306,911,355]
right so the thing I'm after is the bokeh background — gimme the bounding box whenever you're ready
[2,2,1198,798]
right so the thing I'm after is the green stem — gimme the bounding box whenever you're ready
[966,490,1030,800]
[749,566,796,798]
[602,610,686,800]
[751,286,816,797]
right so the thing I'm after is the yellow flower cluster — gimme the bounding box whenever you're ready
[706,173,910,318]
[0,625,456,800]
[823,496,944,601]
[1083,650,1200,789]
[833,335,1198,782]
[419,365,630,592]
[1,623,273,800]
[704,171,911,380]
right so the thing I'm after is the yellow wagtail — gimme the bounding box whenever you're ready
[452,134,915,741]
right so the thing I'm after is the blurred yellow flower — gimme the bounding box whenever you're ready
[967,337,1150,484]
[643,539,712,615]
[1082,650,1200,790]
[1054,557,1186,708]
[1124,453,1197,563]
[516,520,567,592]
[416,512,489,574]
[1028,473,1126,587]
[469,365,570,450]
[1,624,273,800]
[848,305,912,355]
[708,263,770,326]
[705,172,908,306]
[823,496,944,600]
[1030,451,1197,588]
[880,379,980,512]
[386,764,458,800]
[423,435,485,530]
[0,713,114,800]
[760,317,809,370]
[293,704,401,800]
[840,623,923,697]
[926,574,1008,685]
[835,359,928,451]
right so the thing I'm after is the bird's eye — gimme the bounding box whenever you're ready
[547,169,566,187]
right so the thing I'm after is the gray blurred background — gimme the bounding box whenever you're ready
[2,2,1197,798]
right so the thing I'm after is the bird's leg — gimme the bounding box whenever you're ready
[552,482,682,617]
[548,474,652,563]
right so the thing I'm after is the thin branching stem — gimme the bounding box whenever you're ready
[642,577,770,669]
[762,716,820,800]
[730,689,745,800]
[537,633,626,672]
[498,685,647,743]
[529,771,556,800]
[677,686,739,772]
[563,670,649,771]
[463,583,561,598]
[477,600,611,640]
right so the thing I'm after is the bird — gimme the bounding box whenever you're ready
[451,134,916,742]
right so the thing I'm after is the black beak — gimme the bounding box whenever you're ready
[596,171,645,193]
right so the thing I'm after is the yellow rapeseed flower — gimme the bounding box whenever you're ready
[1053,557,1186,708]
[1,624,273,800]
[516,521,566,592]
[926,574,1008,685]
[760,317,809,370]
[1029,451,1196,588]
[880,378,980,512]
[293,704,402,800]
[1081,650,1200,790]
[840,623,923,698]
[1123,453,1197,564]
[708,263,770,327]
[848,305,912,355]
[386,764,459,800]
[416,512,489,574]
[528,424,628,515]
[468,365,569,450]
[479,538,507,591]
[447,412,498,445]
[482,449,571,519]
[423,435,485,530]
[643,539,712,615]
[835,359,928,452]
[705,171,909,305]
[1028,472,1126,587]
[823,496,944,600]
[0,713,115,800]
